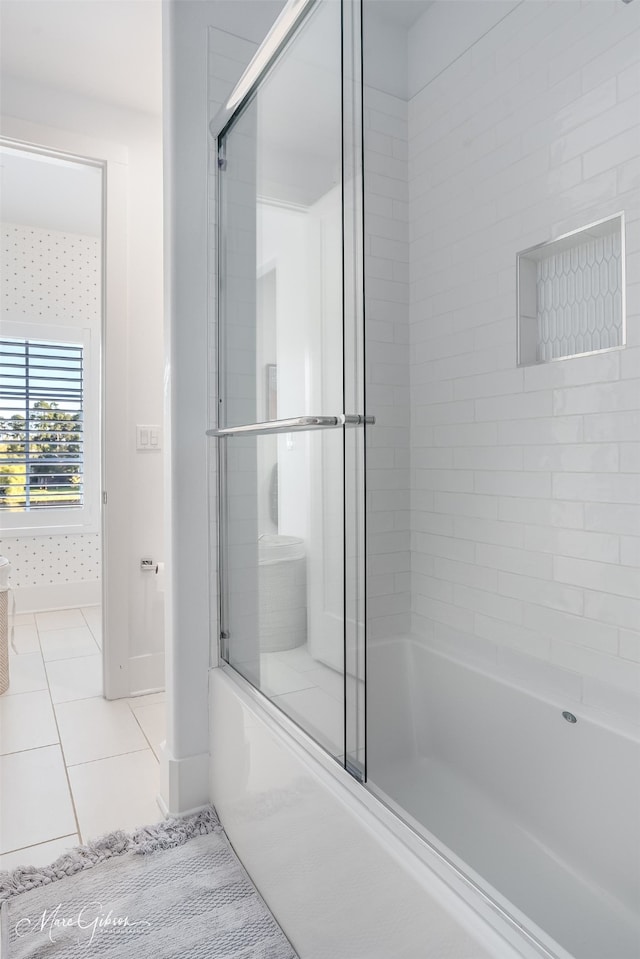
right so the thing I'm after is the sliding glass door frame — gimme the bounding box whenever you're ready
[209,0,369,781]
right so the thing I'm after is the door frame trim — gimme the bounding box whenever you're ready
[0,119,130,698]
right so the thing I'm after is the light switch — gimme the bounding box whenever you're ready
[136,425,162,451]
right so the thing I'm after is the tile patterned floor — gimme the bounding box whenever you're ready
[0,607,166,868]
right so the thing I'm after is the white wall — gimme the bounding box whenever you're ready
[0,80,165,688]
[363,6,408,101]
[163,0,283,813]
[407,0,640,729]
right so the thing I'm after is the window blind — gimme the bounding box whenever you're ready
[0,338,84,511]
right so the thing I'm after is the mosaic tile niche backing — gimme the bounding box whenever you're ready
[536,231,623,361]
[518,215,624,366]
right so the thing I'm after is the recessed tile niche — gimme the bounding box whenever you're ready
[517,213,625,366]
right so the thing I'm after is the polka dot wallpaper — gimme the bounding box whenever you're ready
[2,223,100,323]
[0,534,101,587]
[1,223,101,587]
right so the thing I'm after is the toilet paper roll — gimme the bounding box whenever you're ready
[155,562,165,592]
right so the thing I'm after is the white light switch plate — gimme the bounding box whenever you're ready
[136,424,162,451]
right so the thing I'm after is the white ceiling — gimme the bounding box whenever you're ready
[0,146,103,237]
[0,0,433,121]
[0,0,162,116]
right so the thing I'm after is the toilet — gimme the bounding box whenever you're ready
[258,535,306,652]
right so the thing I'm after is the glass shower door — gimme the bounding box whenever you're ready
[210,0,367,775]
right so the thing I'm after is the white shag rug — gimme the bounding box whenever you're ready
[0,807,298,959]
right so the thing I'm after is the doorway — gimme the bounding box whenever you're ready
[0,142,104,701]
[0,138,165,859]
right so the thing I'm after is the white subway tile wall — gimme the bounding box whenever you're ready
[407,0,640,727]
[365,86,411,643]
[208,3,640,730]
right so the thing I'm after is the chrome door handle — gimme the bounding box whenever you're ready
[207,414,374,438]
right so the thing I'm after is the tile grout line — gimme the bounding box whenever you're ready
[1,741,60,759]
[36,610,86,845]
[39,618,101,661]
[66,745,154,770]
[79,605,103,651]
[48,689,104,707]
[127,702,162,764]
[42,647,101,658]
[38,606,101,717]
[1,834,78,860]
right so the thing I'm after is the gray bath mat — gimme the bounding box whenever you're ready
[0,807,298,959]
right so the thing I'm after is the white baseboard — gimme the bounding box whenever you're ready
[156,793,211,820]
[129,652,165,695]
[159,742,210,816]
[13,580,101,613]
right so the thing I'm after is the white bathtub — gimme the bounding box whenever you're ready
[209,665,529,959]
[368,639,640,959]
[209,640,640,959]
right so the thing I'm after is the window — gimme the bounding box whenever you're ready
[0,323,98,534]
[0,337,84,511]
